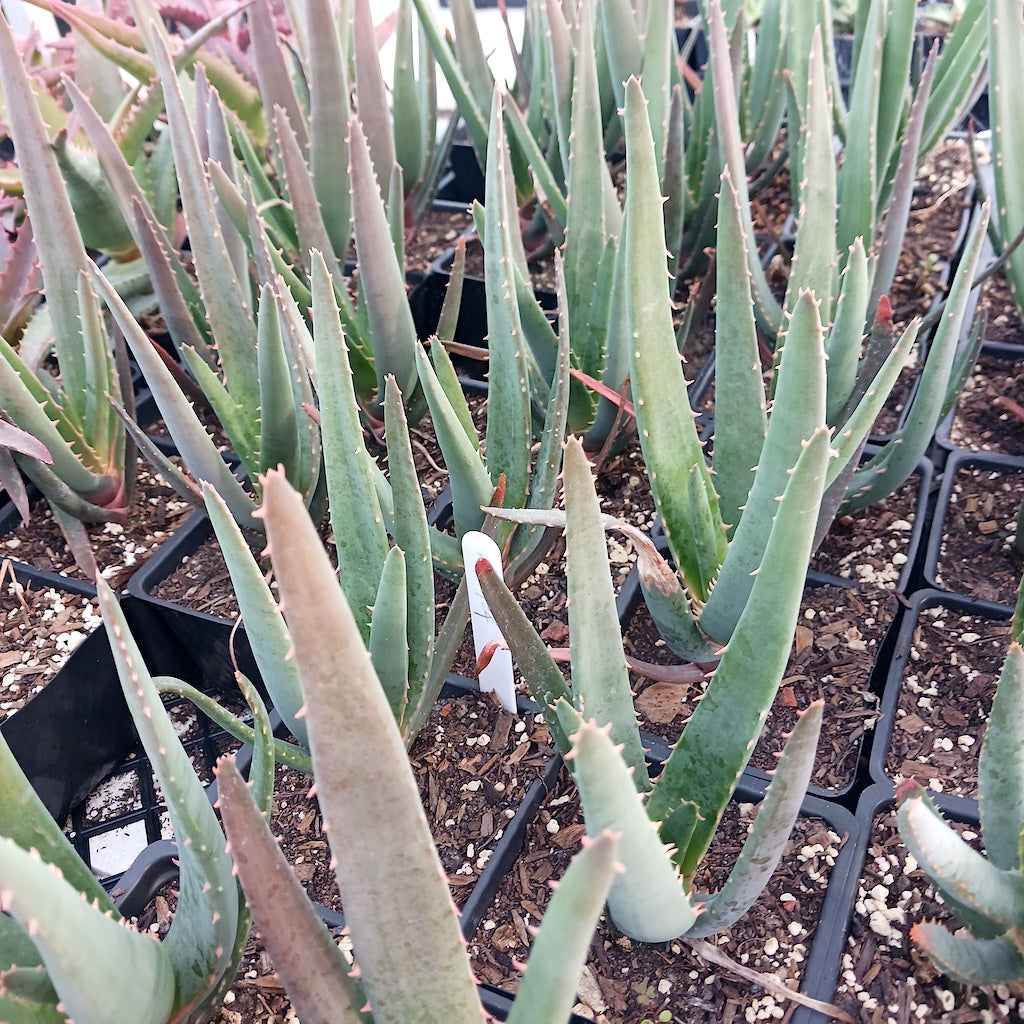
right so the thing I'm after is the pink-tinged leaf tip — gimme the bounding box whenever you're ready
[476,638,510,675]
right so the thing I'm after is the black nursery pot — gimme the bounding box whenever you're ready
[473,778,862,1024]
[921,447,1024,603]
[868,588,1010,815]
[413,243,559,382]
[933,341,1024,463]
[2,568,128,826]
[3,580,259,880]
[821,781,1000,1020]
[436,139,486,205]
[616,523,904,805]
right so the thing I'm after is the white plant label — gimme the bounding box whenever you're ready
[461,531,517,714]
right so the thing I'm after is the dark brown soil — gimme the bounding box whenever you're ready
[0,461,194,586]
[977,269,1024,347]
[834,807,1022,1022]
[947,350,1024,456]
[883,603,1010,799]
[467,771,845,1024]
[624,580,895,794]
[243,687,554,918]
[933,462,1024,605]
[812,468,924,588]
[0,569,101,719]
[406,206,475,274]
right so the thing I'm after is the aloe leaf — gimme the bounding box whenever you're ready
[599,0,642,112]
[207,167,313,318]
[256,284,303,486]
[430,338,479,448]
[308,252,390,640]
[562,0,617,382]
[353,0,396,198]
[563,437,650,789]
[307,0,352,258]
[483,504,719,662]
[874,0,915,196]
[543,0,572,174]
[436,239,467,345]
[640,0,674,176]
[202,483,308,748]
[898,793,1024,933]
[624,75,725,602]
[651,428,833,875]
[96,576,244,1017]
[248,0,307,152]
[706,0,780,335]
[501,98,569,227]
[509,255,571,570]
[0,448,32,523]
[835,0,882,256]
[709,163,767,538]
[844,203,989,510]
[409,0,488,157]
[51,133,136,259]
[701,289,826,642]
[505,831,620,1024]
[76,272,122,468]
[0,14,89,386]
[687,701,823,936]
[0,338,109,497]
[382,376,435,731]
[349,114,419,406]
[0,736,115,913]
[483,92,533,510]
[393,0,428,191]
[663,84,687,281]
[148,27,259,408]
[919,0,987,157]
[556,703,699,942]
[911,923,1024,987]
[826,316,916,492]
[215,757,368,1024]
[90,265,261,527]
[0,838,176,1024]
[62,78,210,360]
[261,469,484,1024]
[979,645,1024,873]
[824,239,871,423]
[475,559,575,756]
[582,236,627,446]
[782,27,837,327]
[369,545,412,725]
[0,921,64,1024]
[869,42,935,310]
[271,104,341,282]
[449,0,498,123]
[228,113,300,258]
[415,342,493,539]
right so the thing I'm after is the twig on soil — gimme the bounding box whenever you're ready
[686,938,856,1023]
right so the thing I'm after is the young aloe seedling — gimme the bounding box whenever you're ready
[477,434,825,942]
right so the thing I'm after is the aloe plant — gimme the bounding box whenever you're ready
[0,10,139,573]
[706,0,988,519]
[0,575,274,1024]
[984,0,1024,323]
[475,433,824,942]
[214,466,621,1024]
[896,579,1024,984]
